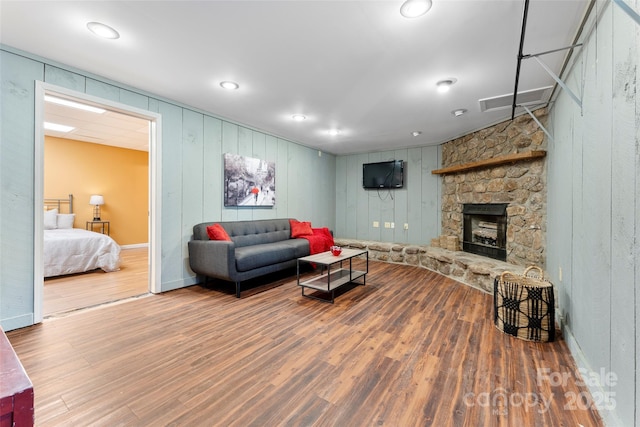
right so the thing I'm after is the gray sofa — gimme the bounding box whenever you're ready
[188,218,311,297]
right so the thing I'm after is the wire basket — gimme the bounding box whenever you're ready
[493,266,555,342]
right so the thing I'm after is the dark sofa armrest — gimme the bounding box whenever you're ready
[188,240,236,281]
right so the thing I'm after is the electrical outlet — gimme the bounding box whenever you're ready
[384,222,391,228]
[404,223,409,230]
[391,222,395,229]
[373,221,379,228]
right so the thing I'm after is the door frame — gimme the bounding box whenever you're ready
[34,81,162,323]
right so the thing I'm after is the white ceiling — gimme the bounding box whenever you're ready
[45,100,150,151]
[0,0,590,155]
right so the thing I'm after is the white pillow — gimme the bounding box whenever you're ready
[44,209,58,230]
[57,213,75,229]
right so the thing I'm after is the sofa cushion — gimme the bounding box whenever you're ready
[235,242,297,272]
[207,224,231,241]
[281,238,311,258]
[225,219,291,247]
[290,219,313,238]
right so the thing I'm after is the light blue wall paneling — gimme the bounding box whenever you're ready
[344,155,360,238]
[238,126,252,157]
[407,147,423,244]
[44,65,84,91]
[192,122,335,251]
[286,143,310,221]
[285,143,303,220]
[236,127,254,222]
[86,78,120,102]
[0,52,44,330]
[610,1,639,423]
[315,150,336,228]
[251,132,267,220]
[355,153,369,240]
[157,101,184,290]
[574,2,613,374]
[634,2,640,424]
[275,138,289,220]
[378,151,396,243]
[335,156,347,235]
[546,90,575,325]
[261,135,278,221]
[365,152,382,242]
[221,122,239,222]
[203,116,223,219]
[392,149,408,242]
[181,110,205,281]
[546,1,639,425]
[120,89,150,111]
[420,146,440,244]
[335,147,440,245]
[0,48,337,330]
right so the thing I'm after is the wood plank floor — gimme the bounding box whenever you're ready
[43,247,149,317]
[8,260,603,426]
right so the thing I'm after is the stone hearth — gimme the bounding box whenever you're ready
[333,238,528,293]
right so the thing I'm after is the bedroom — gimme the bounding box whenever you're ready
[43,98,150,316]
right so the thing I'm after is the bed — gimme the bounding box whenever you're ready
[44,194,121,277]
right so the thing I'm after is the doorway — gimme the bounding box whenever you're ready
[34,82,162,322]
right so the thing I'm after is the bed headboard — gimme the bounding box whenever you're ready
[44,194,73,213]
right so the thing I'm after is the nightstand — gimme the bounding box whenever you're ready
[86,220,110,236]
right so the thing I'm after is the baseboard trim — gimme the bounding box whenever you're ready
[1,313,35,332]
[160,277,198,293]
[120,243,149,249]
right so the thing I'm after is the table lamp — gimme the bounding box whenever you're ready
[89,195,104,221]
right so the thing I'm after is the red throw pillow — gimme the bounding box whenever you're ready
[206,224,231,241]
[290,219,313,238]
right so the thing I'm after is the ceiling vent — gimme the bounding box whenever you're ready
[479,86,553,112]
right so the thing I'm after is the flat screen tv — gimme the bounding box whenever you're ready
[363,160,404,189]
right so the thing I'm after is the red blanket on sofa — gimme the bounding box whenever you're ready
[300,227,334,254]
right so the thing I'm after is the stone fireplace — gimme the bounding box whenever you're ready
[462,203,508,261]
[439,110,548,268]
[335,110,549,293]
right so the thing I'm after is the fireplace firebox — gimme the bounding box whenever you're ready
[462,203,508,261]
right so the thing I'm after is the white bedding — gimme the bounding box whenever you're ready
[44,228,121,277]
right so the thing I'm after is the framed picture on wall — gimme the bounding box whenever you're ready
[223,153,276,207]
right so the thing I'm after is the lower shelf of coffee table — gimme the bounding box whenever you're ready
[299,268,366,292]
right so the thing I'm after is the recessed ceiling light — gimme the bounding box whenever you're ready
[220,81,239,90]
[452,109,467,117]
[44,122,75,132]
[412,131,422,137]
[436,79,457,93]
[86,22,120,40]
[292,114,306,121]
[327,129,341,136]
[400,0,433,18]
[45,95,106,114]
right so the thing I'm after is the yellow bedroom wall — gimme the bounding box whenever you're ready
[44,136,148,246]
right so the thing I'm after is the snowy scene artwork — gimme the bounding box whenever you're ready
[223,153,276,207]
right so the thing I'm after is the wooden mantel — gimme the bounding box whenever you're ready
[431,150,547,175]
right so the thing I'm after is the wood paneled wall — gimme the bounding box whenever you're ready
[546,2,639,425]
[0,47,336,330]
[335,146,441,246]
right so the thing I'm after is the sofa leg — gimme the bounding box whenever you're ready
[235,282,241,298]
